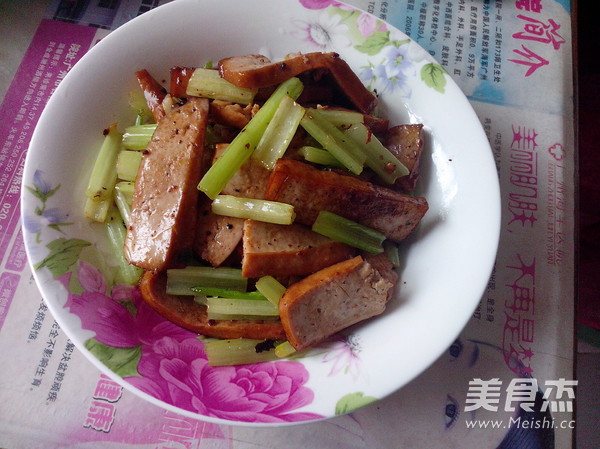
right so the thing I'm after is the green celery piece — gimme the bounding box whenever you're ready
[112,188,131,227]
[190,287,266,300]
[205,339,282,366]
[300,108,366,175]
[255,276,286,306]
[205,297,279,317]
[186,68,257,104]
[197,77,304,199]
[211,195,296,225]
[316,108,364,129]
[275,341,297,358]
[83,197,111,223]
[116,150,142,182]
[298,145,345,168]
[85,124,122,202]
[383,240,401,267]
[122,123,157,150]
[312,210,385,254]
[253,95,305,169]
[166,266,247,295]
[114,181,134,205]
[105,206,143,285]
[344,123,409,184]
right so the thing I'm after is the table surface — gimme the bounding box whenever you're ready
[0,0,597,448]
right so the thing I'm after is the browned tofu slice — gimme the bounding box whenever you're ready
[194,144,271,266]
[384,124,424,192]
[279,256,394,350]
[125,97,209,271]
[241,220,356,278]
[218,52,378,114]
[139,270,286,340]
[194,200,245,266]
[264,159,428,242]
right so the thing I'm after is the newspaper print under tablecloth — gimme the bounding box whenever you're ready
[0,0,574,448]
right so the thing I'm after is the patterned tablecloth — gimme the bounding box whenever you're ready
[0,0,576,448]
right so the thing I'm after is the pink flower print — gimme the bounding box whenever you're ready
[77,260,106,294]
[61,263,192,348]
[128,336,323,423]
[322,334,363,381]
[299,0,337,9]
[356,13,379,37]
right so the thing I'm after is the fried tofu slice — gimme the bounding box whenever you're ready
[241,220,356,278]
[125,97,209,271]
[264,159,428,242]
[218,52,377,113]
[279,256,393,350]
[384,124,424,192]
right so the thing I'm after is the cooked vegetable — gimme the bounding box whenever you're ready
[112,186,131,227]
[166,266,247,295]
[190,287,266,300]
[252,95,305,169]
[298,145,345,168]
[116,150,142,182]
[312,211,386,254]
[85,123,122,202]
[205,338,282,366]
[255,276,286,306]
[344,123,409,184]
[212,195,296,225]
[197,77,304,199]
[206,297,279,319]
[186,67,258,104]
[122,123,157,150]
[300,108,366,175]
[105,207,143,285]
[83,197,111,223]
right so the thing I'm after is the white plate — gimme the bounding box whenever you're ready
[22,0,500,426]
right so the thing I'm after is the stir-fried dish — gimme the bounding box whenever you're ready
[84,52,428,365]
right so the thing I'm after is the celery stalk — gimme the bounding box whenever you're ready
[166,266,247,295]
[298,145,345,168]
[113,188,131,227]
[83,197,111,223]
[344,123,409,184]
[300,108,365,175]
[316,108,363,129]
[206,297,279,317]
[198,77,304,199]
[275,341,297,358]
[205,339,281,366]
[190,287,266,300]
[186,68,257,104]
[255,276,286,305]
[384,240,401,268]
[105,207,143,285]
[312,211,385,254]
[122,123,157,150]
[114,181,134,205]
[253,95,305,169]
[86,124,122,202]
[212,195,296,225]
[116,150,142,182]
